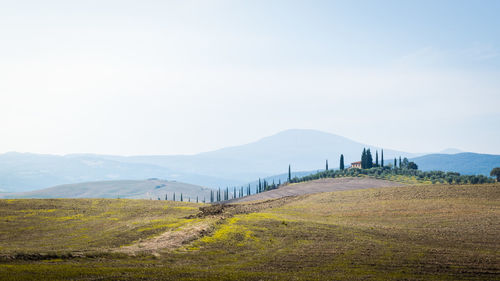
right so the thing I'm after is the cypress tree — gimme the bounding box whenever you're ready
[288,165,291,182]
[180,193,183,202]
[196,196,198,203]
[361,148,367,169]
[366,148,373,168]
[173,192,176,201]
[165,193,168,200]
[399,156,402,168]
[394,158,397,169]
[340,154,344,170]
[326,159,329,171]
[381,149,384,167]
[375,150,379,166]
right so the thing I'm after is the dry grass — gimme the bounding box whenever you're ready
[0,199,201,256]
[0,183,499,280]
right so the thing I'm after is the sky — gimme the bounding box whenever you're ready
[1,0,499,155]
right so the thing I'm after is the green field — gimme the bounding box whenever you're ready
[0,182,499,280]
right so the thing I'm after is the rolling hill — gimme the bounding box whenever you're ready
[0,179,212,201]
[411,152,500,175]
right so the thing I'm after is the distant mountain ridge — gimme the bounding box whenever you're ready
[0,129,497,193]
[411,152,500,176]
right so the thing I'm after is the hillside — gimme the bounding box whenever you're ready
[0,179,212,201]
[411,152,500,175]
[0,199,202,255]
[0,182,498,280]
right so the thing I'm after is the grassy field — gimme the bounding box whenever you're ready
[0,199,200,256]
[0,182,499,280]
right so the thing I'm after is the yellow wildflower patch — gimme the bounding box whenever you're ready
[55,214,83,221]
[200,216,258,245]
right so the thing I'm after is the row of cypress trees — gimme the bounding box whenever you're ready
[208,177,284,203]
[161,193,203,203]
[360,148,385,169]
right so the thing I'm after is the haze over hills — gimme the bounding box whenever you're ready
[0,179,211,200]
[411,152,500,176]
[0,152,236,193]
[0,129,498,193]
[439,148,463,154]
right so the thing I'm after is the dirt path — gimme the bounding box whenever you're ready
[226,177,404,204]
[115,219,217,255]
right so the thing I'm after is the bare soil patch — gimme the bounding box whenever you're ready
[227,177,404,203]
[115,219,216,255]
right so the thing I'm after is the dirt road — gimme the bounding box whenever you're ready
[226,177,404,203]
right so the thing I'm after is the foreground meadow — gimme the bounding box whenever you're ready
[0,182,499,280]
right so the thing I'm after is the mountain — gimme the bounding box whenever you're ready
[102,129,419,184]
[411,152,500,176]
[3,129,492,193]
[0,179,211,200]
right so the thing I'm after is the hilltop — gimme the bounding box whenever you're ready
[229,177,403,203]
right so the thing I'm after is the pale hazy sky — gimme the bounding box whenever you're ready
[1,0,499,155]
